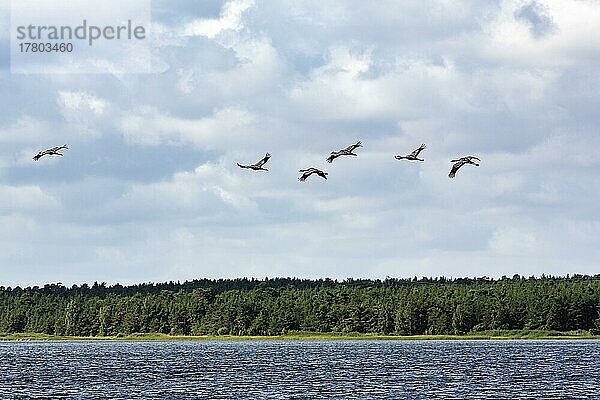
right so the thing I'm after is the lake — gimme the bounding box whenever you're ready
[1,340,599,399]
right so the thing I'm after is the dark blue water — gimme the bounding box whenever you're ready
[1,340,599,399]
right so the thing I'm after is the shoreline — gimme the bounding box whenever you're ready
[2,331,599,342]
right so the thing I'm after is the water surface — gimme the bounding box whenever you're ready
[1,340,599,399]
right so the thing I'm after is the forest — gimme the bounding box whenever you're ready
[1,275,600,337]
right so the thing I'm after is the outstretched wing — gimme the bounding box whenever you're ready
[299,170,311,181]
[448,160,467,178]
[316,170,328,180]
[467,156,481,162]
[343,141,362,152]
[49,144,68,152]
[409,143,426,158]
[255,153,271,168]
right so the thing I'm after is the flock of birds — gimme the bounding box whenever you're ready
[33,142,481,180]
[236,141,481,180]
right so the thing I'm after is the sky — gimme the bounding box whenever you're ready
[0,0,599,286]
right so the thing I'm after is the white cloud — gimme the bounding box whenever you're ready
[56,91,109,137]
[289,47,468,121]
[489,227,540,255]
[478,0,600,68]
[174,35,284,97]
[0,185,60,212]
[484,134,600,175]
[0,214,40,240]
[115,162,256,216]
[0,116,56,144]
[211,36,284,96]
[182,0,255,38]
[57,91,107,116]
[151,22,186,48]
[490,173,525,196]
[119,106,257,148]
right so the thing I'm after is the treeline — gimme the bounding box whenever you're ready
[1,275,600,336]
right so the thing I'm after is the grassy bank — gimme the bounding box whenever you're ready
[2,330,599,341]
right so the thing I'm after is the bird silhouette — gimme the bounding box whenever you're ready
[449,156,481,178]
[237,153,271,171]
[299,168,328,181]
[33,144,68,161]
[395,144,426,161]
[326,141,362,163]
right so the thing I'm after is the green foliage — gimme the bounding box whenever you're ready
[1,275,599,337]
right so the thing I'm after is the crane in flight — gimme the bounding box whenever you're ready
[448,156,481,178]
[299,168,328,181]
[326,141,362,163]
[395,144,426,161]
[33,144,68,161]
[237,153,271,171]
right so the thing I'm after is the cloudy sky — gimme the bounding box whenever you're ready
[0,0,599,286]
